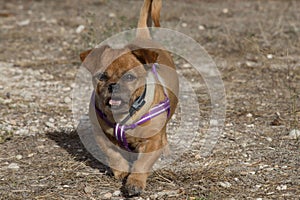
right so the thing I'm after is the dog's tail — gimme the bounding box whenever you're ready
[137,0,162,39]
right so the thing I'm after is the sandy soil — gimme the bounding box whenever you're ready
[0,0,299,199]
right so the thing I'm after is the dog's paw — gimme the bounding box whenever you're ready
[112,169,129,180]
[124,175,146,197]
[125,184,143,197]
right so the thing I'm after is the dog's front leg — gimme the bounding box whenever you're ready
[125,133,164,196]
[94,133,130,180]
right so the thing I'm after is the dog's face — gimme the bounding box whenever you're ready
[96,53,147,119]
[81,45,158,121]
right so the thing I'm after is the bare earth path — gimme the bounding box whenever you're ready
[0,0,299,199]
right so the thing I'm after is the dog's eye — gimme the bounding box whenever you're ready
[96,73,108,81]
[122,74,136,82]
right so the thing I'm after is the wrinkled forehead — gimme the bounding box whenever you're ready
[101,48,146,75]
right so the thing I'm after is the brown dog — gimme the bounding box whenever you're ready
[80,0,178,196]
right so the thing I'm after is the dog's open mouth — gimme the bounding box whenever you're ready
[106,97,125,110]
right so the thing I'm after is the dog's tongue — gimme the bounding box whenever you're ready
[109,99,122,106]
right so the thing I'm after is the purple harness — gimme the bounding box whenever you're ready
[93,63,170,151]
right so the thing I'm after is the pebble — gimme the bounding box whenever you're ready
[156,190,177,197]
[64,97,72,104]
[8,163,20,170]
[150,194,158,199]
[266,137,272,142]
[16,155,23,160]
[182,63,191,68]
[103,192,112,199]
[195,154,201,159]
[198,25,205,30]
[288,129,300,139]
[222,8,229,14]
[49,118,55,123]
[63,185,70,188]
[15,129,29,135]
[113,190,121,196]
[28,153,35,157]
[17,19,30,26]
[62,87,71,92]
[45,122,55,128]
[219,181,231,188]
[76,25,85,34]
[245,61,258,67]
[109,12,116,18]
[246,113,253,118]
[267,54,273,59]
[246,124,255,128]
[181,22,187,27]
[276,185,287,190]
[84,186,93,194]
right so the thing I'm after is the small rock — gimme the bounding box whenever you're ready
[108,12,116,18]
[195,154,201,159]
[266,137,272,142]
[182,63,191,68]
[288,129,300,139]
[62,87,71,92]
[113,190,121,196]
[84,186,93,194]
[222,8,229,14]
[267,54,273,59]
[16,155,23,160]
[276,185,287,190]
[246,113,253,118]
[245,60,257,67]
[8,163,20,170]
[181,22,187,27]
[63,185,70,188]
[49,118,55,123]
[76,25,85,34]
[28,153,35,157]
[150,194,158,199]
[17,19,30,26]
[15,129,29,135]
[157,190,177,197]
[64,97,72,104]
[103,192,112,199]
[246,124,255,128]
[45,122,55,128]
[219,181,231,188]
[198,25,205,30]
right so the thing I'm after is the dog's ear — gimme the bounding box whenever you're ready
[131,49,158,65]
[79,45,109,74]
[80,49,93,62]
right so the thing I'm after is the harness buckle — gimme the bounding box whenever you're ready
[129,99,146,116]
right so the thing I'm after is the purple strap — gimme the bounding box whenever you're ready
[93,63,171,152]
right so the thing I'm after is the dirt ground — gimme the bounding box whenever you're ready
[0,0,299,199]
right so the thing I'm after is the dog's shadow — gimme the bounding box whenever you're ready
[47,130,139,198]
[46,130,108,173]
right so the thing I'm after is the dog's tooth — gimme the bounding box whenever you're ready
[109,99,121,106]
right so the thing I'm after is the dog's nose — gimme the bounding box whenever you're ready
[108,83,120,93]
